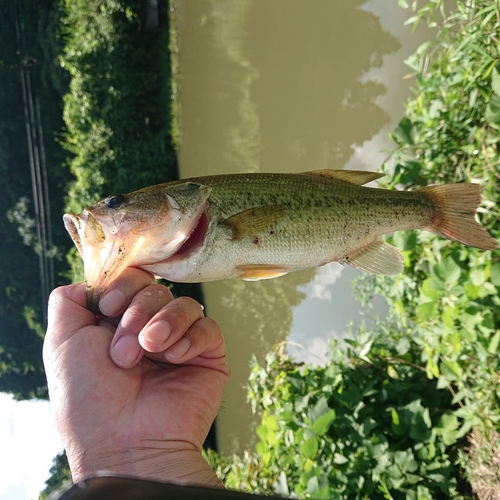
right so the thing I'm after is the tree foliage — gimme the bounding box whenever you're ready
[60,0,178,214]
[0,0,71,400]
[0,0,179,400]
[38,451,71,500]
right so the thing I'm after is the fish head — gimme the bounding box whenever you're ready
[63,182,211,313]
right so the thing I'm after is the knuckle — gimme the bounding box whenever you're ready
[167,297,203,324]
[197,317,221,338]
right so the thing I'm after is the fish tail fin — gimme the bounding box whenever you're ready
[419,183,498,250]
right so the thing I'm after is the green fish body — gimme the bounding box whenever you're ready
[63,170,498,313]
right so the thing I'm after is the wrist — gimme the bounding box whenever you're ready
[67,443,224,489]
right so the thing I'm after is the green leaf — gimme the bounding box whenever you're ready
[311,409,336,435]
[391,408,401,426]
[486,93,500,129]
[301,437,319,459]
[391,409,407,435]
[263,414,279,431]
[416,301,437,320]
[442,305,456,328]
[396,337,411,355]
[426,355,440,379]
[491,67,500,96]
[421,276,442,299]
[308,396,330,422]
[470,269,486,286]
[488,330,500,354]
[464,282,480,299]
[435,413,459,446]
[387,365,399,379]
[306,476,330,499]
[333,453,349,465]
[482,312,495,331]
[359,339,374,362]
[393,230,417,251]
[434,257,461,284]
[490,262,500,287]
[394,450,418,473]
[392,117,414,145]
[479,282,497,297]
[440,360,463,381]
[274,471,289,497]
[255,440,267,456]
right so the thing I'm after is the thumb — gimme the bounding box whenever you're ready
[43,283,115,390]
[46,283,96,343]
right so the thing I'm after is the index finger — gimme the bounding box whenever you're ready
[99,268,156,317]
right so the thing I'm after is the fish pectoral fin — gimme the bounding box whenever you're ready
[344,239,404,275]
[223,205,286,239]
[237,264,290,280]
[300,169,385,185]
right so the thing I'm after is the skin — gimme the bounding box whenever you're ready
[43,268,230,488]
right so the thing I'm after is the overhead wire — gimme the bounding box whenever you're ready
[15,0,54,325]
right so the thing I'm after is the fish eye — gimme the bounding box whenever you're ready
[105,194,126,209]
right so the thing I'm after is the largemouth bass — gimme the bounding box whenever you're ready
[63,169,498,314]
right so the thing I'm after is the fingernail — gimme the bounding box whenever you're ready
[100,289,127,317]
[111,335,141,367]
[165,337,191,359]
[142,320,171,346]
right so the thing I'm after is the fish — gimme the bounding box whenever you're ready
[63,169,498,314]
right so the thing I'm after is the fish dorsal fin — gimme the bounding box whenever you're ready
[237,264,290,280]
[301,169,384,185]
[344,239,404,275]
[223,205,286,239]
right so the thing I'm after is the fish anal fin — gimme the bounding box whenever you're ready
[237,264,290,280]
[345,239,404,275]
[301,169,385,185]
[224,205,286,239]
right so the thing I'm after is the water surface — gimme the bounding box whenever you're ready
[171,0,433,454]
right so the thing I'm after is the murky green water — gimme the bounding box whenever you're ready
[171,0,433,455]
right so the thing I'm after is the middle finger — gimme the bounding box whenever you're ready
[110,284,174,367]
[139,296,205,353]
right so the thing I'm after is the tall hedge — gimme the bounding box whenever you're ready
[61,0,178,213]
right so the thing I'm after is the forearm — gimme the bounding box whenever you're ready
[67,445,225,489]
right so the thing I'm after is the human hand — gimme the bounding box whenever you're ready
[43,269,229,487]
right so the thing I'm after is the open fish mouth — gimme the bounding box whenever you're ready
[167,211,210,259]
[63,203,210,314]
[63,211,141,313]
[63,211,105,256]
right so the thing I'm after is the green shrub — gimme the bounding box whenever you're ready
[241,330,469,499]
[355,0,500,439]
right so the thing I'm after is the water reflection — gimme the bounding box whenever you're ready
[247,0,399,170]
[288,264,388,366]
[203,272,314,452]
[172,0,432,454]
